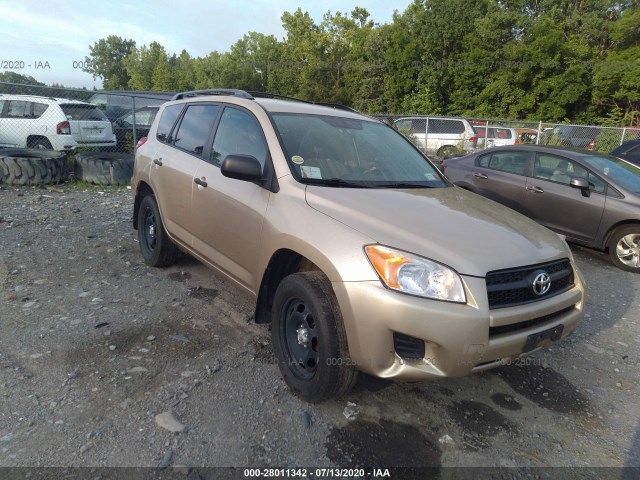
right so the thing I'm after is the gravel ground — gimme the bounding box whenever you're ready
[0,185,638,476]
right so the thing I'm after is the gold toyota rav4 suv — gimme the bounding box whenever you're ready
[132,89,585,402]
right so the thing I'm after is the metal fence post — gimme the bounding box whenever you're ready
[131,96,137,149]
[537,121,542,145]
[621,127,627,146]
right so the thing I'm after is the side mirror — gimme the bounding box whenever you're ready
[570,177,590,197]
[221,154,263,182]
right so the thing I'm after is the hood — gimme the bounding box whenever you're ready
[305,186,570,277]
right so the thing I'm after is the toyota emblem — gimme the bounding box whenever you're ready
[532,272,551,296]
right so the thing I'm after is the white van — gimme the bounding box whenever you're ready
[0,94,116,151]
[394,116,478,158]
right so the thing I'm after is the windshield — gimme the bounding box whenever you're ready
[272,113,447,188]
[582,155,640,194]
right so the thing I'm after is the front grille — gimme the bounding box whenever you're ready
[486,259,574,309]
[489,306,574,337]
[393,332,425,360]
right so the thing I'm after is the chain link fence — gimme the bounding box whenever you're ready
[0,81,173,155]
[375,114,640,159]
[1,81,638,184]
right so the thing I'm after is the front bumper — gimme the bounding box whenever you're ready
[332,269,584,381]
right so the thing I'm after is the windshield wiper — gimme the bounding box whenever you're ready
[375,182,435,189]
[300,178,373,188]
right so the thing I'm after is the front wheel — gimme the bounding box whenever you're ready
[609,226,640,272]
[271,271,358,402]
[137,195,178,267]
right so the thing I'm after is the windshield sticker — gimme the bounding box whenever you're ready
[300,166,322,179]
[424,173,436,181]
[291,155,304,165]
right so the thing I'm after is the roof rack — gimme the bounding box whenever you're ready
[247,91,312,104]
[313,102,359,113]
[171,89,362,114]
[171,89,254,101]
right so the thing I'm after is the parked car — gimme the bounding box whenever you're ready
[89,90,173,122]
[541,125,600,150]
[515,128,540,144]
[393,116,478,158]
[0,94,116,151]
[611,138,640,166]
[113,106,159,152]
[474,125,517,147]
[443,145,640,272]
[132,89,584,402]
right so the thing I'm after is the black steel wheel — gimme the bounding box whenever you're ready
[136,194,178,267]
[272,271,358,402]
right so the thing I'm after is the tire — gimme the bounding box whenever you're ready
[0,148,67,185]
[137,194,178,268]
[27,137,53,150]
[74,152,134,186]
[437,145,458,159]
[271,271,358,402]
[608,226,640,272]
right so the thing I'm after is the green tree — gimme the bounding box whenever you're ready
[84,35,136,89]
[124,42,168,90]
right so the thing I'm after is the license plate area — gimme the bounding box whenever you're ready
[523,324,564,353]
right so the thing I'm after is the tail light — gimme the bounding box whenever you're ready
[588,140,596,151]
[136,136,148,150]
[469,136,478,145]
[441,161,447,172]
[56,121,70,135]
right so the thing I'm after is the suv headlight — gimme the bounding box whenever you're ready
[364,245,466,303]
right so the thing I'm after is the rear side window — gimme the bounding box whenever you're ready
[173,104,220,156]
[428,119,465,134]
[156,104,183,143]
[625,145,640,162]
[121,109,157,126]
[32,102,48,118]
[60,104,108,121]
[495,128,512,139]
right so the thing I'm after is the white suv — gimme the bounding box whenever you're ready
[0,94,116,151]
[394,116,478,158]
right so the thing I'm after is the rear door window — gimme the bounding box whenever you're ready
[6,101,29,118]
[172,104,220,157]
[483,151,529,175]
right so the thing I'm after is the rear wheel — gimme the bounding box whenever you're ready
[437,145,459,159]
[271,271,358,402]
[137,195,178,267]
[27,137,53,149]
[609,226,640,272]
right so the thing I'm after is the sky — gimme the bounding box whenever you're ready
[0,0,413,89]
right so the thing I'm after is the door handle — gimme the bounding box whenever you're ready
[474,173,488,179]
[526,185,544,193]
[153,158,163,166]
[194,177,208,188]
